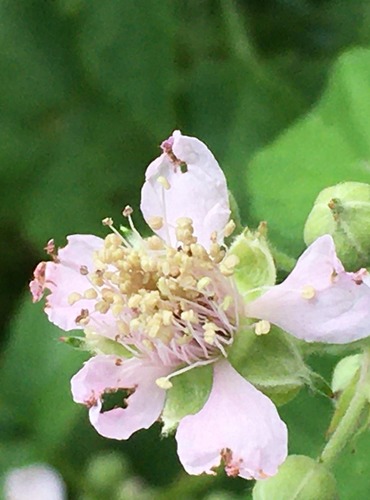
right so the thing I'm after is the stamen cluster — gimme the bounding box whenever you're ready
[69,217,241,367]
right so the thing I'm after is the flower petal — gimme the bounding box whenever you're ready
[247,235,370,343]
[71,355,169,440]
[140,130,230,248]
[30,234,104,331]
[176,360,287,480]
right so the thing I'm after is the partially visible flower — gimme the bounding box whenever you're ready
[30,131,370,480]
[4,464,66,500]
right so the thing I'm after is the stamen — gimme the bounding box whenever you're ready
[156,358,218,390]
[255,320,271,335]
[224,220,236,238]
[157,176,171,190]
[301,285,316,300]
[68,292,82,305]
[147,216,164,230]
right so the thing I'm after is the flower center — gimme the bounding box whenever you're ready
[70,217,241,366]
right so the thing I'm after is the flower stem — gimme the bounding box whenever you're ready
[319,350,370,467]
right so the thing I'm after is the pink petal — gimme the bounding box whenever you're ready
[247,235,370,343]
[176,360,287,480]
[30,234,104,331]
[71,355,169,440]
[140,130,230,248]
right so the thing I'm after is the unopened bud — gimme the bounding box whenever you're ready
[304,182,370,270]
[253,455,339,500]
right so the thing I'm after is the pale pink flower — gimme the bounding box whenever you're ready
[30,131,370,480]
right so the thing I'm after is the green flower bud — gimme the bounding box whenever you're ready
[304,182,370,270]
[253,455,339,500]
[229,224,276,298]
[332,354,362,395]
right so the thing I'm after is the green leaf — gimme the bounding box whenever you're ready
[0,296,86,457]
[246,47,370,255]
[77,0,176,135]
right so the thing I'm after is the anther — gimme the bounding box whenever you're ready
[255,320,271,335]
[122,205,133,217]
[224,220,236,238]
[301,285,316,300]
[157,176,171,190]
[68,292,82,305]
[102,217,113,226]
[84,288,98,300]
[156,377,173,390]
[147,216,164,231]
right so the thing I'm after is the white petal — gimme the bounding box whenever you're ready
[140,131,230,248]
[248,235,370,343]
[176,360,287,479]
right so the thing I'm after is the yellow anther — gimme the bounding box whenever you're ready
[181,310,197,323]
[111,248,125,261]
[156,377,173,390]
[224,220,236,238]
[203,322,218,345]
[117,320,129,335]
[176,217,193,228]
[112,304,124,316]
[102,289,115,303]
[190,243,209,260]
[157,176,171,190]
[162,310,173,326]
[83,288,98,300]
[161,260,171,276]
[95,301,110,314]
[221,295,233,311]
[255,320,271,336]
[210,231,218,242]
[104,233,122,247]
[146,235,164,250]
[147,216,164,231]
[142,339,154,351]
[158,277,171,297]
[301,285,316,300]
[197,276,211,291]
[128,294,142,308]
[130,318,142,331]
[179,275,196,288]
[90,273,104,287]
[68,292,82,305]
[220,254,240,276]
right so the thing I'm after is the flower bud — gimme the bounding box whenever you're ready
[304,182,370,270]
[85,452,129,494]
[229,224,276,298]
[253,455,339,500]
[332,354,362,395]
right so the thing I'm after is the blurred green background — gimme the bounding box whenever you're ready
[1,0,370,498]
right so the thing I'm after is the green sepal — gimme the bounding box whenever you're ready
[161,365,212,435]
[228,326,308,406]
[229,224,276,299]
[309,372,334,399]
[61,334,134,358]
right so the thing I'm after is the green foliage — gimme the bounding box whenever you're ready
[246,47,370,256]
